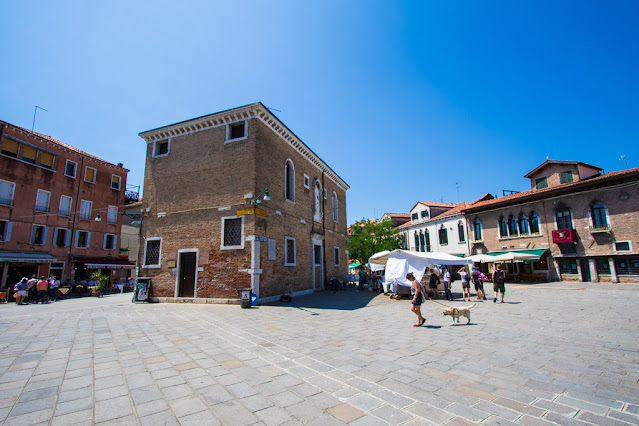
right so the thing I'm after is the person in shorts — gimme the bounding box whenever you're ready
[492,263,506,303]
[428,268,440,299]
[471,266,486,300]
[15,278,28,305]
[408,273,426,327]
[459,266,471,301]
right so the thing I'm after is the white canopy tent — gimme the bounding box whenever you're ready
[464,254,496,263]
[490,252,539,262]
[369,249,471,292]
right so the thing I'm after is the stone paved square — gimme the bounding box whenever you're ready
[0,282,638,424]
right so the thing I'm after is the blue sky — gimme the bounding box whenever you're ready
[1,1,638,225]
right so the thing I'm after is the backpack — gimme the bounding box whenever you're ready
[14,283,20,291]
[450,273,455,283]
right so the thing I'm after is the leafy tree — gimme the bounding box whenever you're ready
[348,217,404,264]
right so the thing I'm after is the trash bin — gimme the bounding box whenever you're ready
[238,288,252,309]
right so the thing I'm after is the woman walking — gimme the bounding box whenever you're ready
[407,273,426,327]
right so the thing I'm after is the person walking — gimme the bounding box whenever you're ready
[471,266,486,301]
[407,272,426,327]
[14,278,28,305]
[443,267,453,301]
[428,268,440,299]
[27,275,38,303]
[492,264,506,303]
[35,276,49,304]
[459,267,471,302]
[49,275,60,302]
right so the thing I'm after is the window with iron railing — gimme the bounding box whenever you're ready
[35,190,50,213]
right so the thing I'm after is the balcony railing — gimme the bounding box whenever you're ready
[552,228,577,244]
[589,226,610,234]
[0,197,13,206]
[59,209,71,217]
[79,212,91,220]
[35,203,49,213]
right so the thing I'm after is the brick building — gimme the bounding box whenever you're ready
[463,160,639,282]
[0,120,133,289]
[138,103,349,302]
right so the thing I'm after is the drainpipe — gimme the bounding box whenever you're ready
[321,170,327,289]
[68,157,84,281]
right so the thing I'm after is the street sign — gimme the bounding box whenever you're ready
[237,207,267,217]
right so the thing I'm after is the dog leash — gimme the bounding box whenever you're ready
[429,299,454,308]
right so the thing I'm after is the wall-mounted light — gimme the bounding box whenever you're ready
[94,212,102,221]
[248,188,270,206]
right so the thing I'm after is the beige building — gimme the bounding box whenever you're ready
[138,103,349,302]
[463,160,639,282]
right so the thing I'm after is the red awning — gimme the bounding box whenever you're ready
[77,257,136,270]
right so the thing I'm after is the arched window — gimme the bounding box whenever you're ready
[414,231,419,251]
[508,215,518,237]
[499,216,508,238]
[518,213,529,235]
[419,231,425,252]
[458,221,465,242]
[438,226,448,245]
[424,229,431,252]
[313,180,322,222]
[555,204,572,230]
[530,212,540,234]
[591,201,608,229]
[474,218,482,241]
[284,160,295,202]
[332,192,338,222]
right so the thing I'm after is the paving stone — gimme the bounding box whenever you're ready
[240,393,274,411]
[4,408,54,426]
[140,410,179,426]
[255,406,293,425]
[211,400,259,425]
[286,401,324,422]
[168,395,208,417]
[94,395,133,423]
[134,398,170,417]
[348,394,385,412]
[50,408,93,426]
[199,384,233,405]
[270,391,304,408]
[369,404,413,424]
[554,395,608,415]
[576,411,629,426]
[177,409,221,425]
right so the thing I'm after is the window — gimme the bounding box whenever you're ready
[58,196,72,217]
[84,167,96,183]
[153,140,170,157]
[530,212,540,234]
[533,255,548,271]
[425,230,431,252]
[104,234,117,250]
[535,177,548,189]
[323,188,327,199]
[40,152,54,169]
[473,218,482,241]
[53,228,69,247]
[268,238,276,260]
[555,205,572,230]
[499,216,508,238]
[35,190,51,213]
[285,160,295,202]
[560,170,573,184]
[31,225,48,245]
[615,258,639,275]
[227,121,246,141]
[65,160,77,178]
[285,236,296,266]
[438,226,448,245]
[1,138,19,157]
[313,180,322,222]
[80,200,92,220]
[507,215,518,237]
[518,213,530,235]
[458,222,465,242]
[111,175,121,190]
[0,180,15,206]
[419,231,425,252]
[107,206,118,224]
[143,238,161,267]
[22,145,37,164]
[414,232,419,251]
[411,213,418,221]
[303,174,310,189]
[591,201,608,229]
[0,220,13,241]
[221,216,244,249]
[614,241,631,252]
[334,246,340,266]
[595,258,610,274]
[332,192,338,222]
[421,210,429,219]
[558,258,577,274]
[75,230,90,248]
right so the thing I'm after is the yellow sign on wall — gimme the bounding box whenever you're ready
[237,207,267,217]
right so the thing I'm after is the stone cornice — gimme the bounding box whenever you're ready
[138,103,349,192]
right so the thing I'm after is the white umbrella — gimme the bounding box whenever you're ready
[491,252,539,262]
[464,254,496,263]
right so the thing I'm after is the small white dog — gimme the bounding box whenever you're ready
[442,303,476,325]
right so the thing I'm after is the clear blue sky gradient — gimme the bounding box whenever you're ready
[2,1,638,225]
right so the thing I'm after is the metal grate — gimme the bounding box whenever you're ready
[145,240,160,265]
[223,218,242,247]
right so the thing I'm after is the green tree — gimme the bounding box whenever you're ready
[348,218,404,264]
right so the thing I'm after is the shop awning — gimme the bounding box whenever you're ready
[348,263,363,269]
[0,251,57,263]
[77,257,136,269]
[487,249,547,261]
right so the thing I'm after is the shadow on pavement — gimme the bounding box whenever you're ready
[264,289,384,311]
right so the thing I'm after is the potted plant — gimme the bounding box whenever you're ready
[90,271,108,297]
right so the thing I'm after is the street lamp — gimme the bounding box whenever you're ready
[246,188,270,206]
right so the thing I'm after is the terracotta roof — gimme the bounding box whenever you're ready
[464,167,639,212]
[409,201,455,212]
[523,159,602,178]
[470,193,495,205]
[383,213,410,218]
[431,202,469,219]
[1,120,128,171]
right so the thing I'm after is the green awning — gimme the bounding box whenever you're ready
[487,249,547,261]
[348,263,362,269]
[452,254,465,257]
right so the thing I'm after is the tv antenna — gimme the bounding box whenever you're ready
[32,105,48,131]
[620,155,628,169]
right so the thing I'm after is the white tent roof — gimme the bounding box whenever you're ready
[491,252,539,262]
[464,254,497,263]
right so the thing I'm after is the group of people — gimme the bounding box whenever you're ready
[406,263,508,326]
[13,275,60,305]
